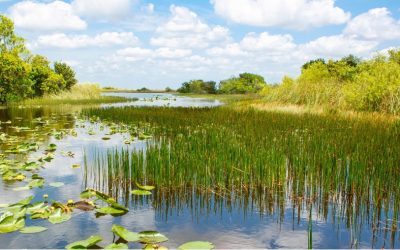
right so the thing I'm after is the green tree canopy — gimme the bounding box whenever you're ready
[54,62,77,90]
[219,73,266,94]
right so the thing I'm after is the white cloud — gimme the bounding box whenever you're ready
[71,0,136,20]
[150,5,231,48]
[211,0,350,30]
[344,8,400,41]
[116,47,192,61]
[240,32,296,52]
[9,0,87,31]
[36,32,139,49]
[301,35,378,58]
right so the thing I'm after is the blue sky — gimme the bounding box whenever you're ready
[1,0,400,89]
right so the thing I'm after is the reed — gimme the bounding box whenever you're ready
[83,106,400,246]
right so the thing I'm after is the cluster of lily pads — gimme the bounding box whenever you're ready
[0,115,214,249]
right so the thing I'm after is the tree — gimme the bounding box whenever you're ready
[302,58,325,71]
[219,73,266,94]
[177,80,217,94]
[54,62,77,90]
[0,15,26,55]
[29,55,53,97]
[0,52,32,103]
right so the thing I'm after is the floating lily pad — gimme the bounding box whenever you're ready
[131,190,152,196]
[105,243,129,249]
[102,137,111,140]
[72,164,80,169]
[112,224,140,242]
[0,212,25,234]
[178,241,214,250]
[28,179,44,188]
[74,201,95,211]
[96,206,127,215]
[135,182,155,191]
[49,182,64,188]
[48,208,71,224]
[66,235,103,250]
[13,186,30,192]
[139,231,168,244]
[20,226,48,234]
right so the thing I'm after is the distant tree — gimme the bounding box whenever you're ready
[219,73,266,94]
[165,87,174,92]
[177,80,217,94]
[302,58,326,71]
[388,49,400,64]
[340,54,361,67]
[137,87,150,92]
[54,62,77,90]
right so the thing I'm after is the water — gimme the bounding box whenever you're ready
[0,96,398,249]
[102,93,222,108]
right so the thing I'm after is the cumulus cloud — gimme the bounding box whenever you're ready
[300,35,378,58]
[116,47,192,61]
[71,0,136,20]
[150,5,231,48]
[36,32,139,49]
[211,0,350,30]
[8,0,87,31]
[344,8,400,41]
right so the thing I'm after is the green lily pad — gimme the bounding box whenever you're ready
[135,182,155,191]
[178,241,215,250]
[102,137,111,140]
[139,231,169,244]
[13,186,30,191]
[105,243,128,249]
[72,164,80,169]
[96,207,127,215]
[112,224,140,242]
[0,212,25,234]
[131,190,152,196]
[66,235,103,249]
[20,226,48,234]
[49,182,65,188]
[28,179,44,188]
[48,208,71,224]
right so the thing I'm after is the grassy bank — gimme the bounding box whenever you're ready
[13,84,136,106]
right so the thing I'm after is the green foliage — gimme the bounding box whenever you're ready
[219,73,266,94]
[177,80,217,94]
[0,15,77,103]
[264,51,400,114]
[54,62,77,90]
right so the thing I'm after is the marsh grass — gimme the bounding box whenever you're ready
[82,106,400,247]
[13,84,135,106]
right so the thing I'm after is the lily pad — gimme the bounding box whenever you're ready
[135,182,155,191]
[105,243,128,249]
[13,186,30,192]
[102,137,111,141]
[28,179,45,188]
[112,224,140,242]
[0,212,25,234]
[178,241,214,250]
[49,182,65,188]
[48,208,71,224]
[66,235,103,249]
[96,207,127,215]
[72,164,80,169]
[131,190,152,196]
[139,231,168,244]
[20,226,48,234]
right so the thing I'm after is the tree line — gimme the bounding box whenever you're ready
[177,73,267,94]
[0,15,77,103]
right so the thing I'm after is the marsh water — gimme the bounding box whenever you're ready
[0,93,399,249]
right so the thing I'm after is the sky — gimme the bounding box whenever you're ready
[1,0,400,89]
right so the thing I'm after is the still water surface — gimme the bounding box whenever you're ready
[0,94,398,249]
